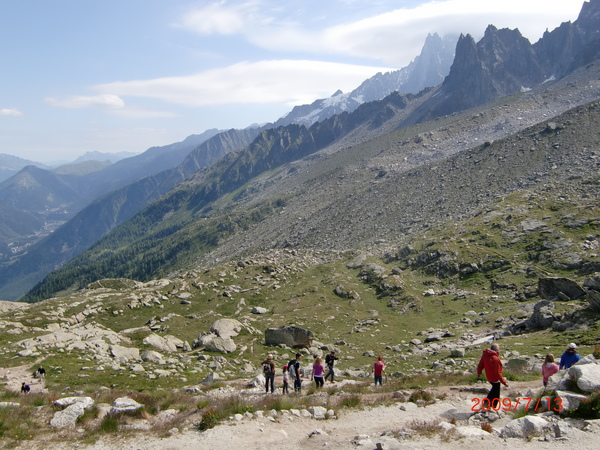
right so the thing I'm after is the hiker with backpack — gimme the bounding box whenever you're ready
[261,354,276,393]
[324,350,338,383]
[288,353,303,392]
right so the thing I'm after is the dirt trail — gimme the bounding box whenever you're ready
[0,358,47,395]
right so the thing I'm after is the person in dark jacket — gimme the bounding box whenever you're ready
[559,343,581,369]
[260,354,276,393]
[477,343,508,409]
[324,350,338,383]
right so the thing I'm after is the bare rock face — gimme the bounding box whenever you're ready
[265,325,314,348]
[583,273,600,312]
[538,277,585,301]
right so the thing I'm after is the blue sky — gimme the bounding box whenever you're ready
[0,0,583,163]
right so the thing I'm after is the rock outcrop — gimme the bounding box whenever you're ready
[265,325,315,348]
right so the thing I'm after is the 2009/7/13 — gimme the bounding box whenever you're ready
[471,397,563,412]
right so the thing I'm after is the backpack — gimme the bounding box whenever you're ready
[263,362,272,374]
[288,360,297,379]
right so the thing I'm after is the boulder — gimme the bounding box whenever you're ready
[210,318,243,339]
[204,336,236,353]
[110,345,140,363]
[522,300,556,330]
[251,307,268,314]
[54,396,95,410]
[586,289,600,313]
[583,273,600,292]
[143,333,178,352]
[201,372,222,385]
[265,325,314,348]
[568,362,600,392]
[110,397,143,415]
[505,358,534,373]
[555,390,590,411]
[500,416,550,438]
[538,278,585,301]
[309,406,328,419]
[50,403,87,428]
[140,349,165,364]
[450,348,465,358]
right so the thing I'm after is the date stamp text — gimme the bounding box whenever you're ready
[471,397,563,412]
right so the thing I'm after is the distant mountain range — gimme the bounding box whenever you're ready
[272,33,457,128]
[3,0,600,302]
[0,154,49,183]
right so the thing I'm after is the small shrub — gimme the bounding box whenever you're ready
[593,345,600,359]
[405,419,441,438]
[409,389,434,403]
[100,415,119,433]
[564,393,600,419]
[196,399,210,409]
[257,395,294,412]
[340,395,362,408]
[198,408,221,431]
[481,422,493,433]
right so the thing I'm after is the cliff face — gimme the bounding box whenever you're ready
[419,0,600,121]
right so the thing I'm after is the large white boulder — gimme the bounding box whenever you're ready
[209,319,243,339]
[110,344,140,363]
[568,362,600,392]
[110,397,144,415]
[555,390,590,411]
[54,396,95,409]
[143,333,178,352]
[500,416,550,438]
[50,403,87,428]
[204,336,236,353]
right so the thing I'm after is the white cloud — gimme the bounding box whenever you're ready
[178,0,257,35]
[94,60,393,107]
[0,108,23,117]
[45,94,125,109]
[180,0,582,67]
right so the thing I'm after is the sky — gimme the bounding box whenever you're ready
[0,0,584,164]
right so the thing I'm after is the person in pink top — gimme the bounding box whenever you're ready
[312,356,325,388]
[373,356,385,385]
[542,353,559,388]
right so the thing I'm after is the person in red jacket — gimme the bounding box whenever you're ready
[477,343,508,409]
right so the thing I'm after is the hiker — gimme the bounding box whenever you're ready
[542,354,559,388]
[312,356,325,388]
[38,365,46,381]
[373,356,385,386]
[476,343,508,409]
[282,364,290,394]
[21,382,30,394]
[261,354,276,393]
[289,353,303,392]
[559,343,580,369]
[324,350,338,383]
